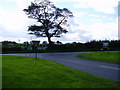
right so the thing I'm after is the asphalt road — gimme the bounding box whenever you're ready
[2,52,120,82]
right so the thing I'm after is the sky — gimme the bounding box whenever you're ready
[0,0,119,43]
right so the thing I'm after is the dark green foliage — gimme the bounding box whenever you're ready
[1,40,120,53]
[2,41,24,52]
[47,40,120,52]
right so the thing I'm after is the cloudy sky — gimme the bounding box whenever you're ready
[0,0,119,43]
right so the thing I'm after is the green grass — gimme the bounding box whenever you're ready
[0,55,2,89]
[77,51,119,64]
[2,55,119,88]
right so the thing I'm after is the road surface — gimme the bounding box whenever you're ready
[2,52,120,82]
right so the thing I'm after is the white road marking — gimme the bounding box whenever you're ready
[99,65,120,70]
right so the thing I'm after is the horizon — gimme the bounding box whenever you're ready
[1,39,119,44]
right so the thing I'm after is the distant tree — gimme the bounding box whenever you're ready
[72,42,77,46]
[42,41,48,44]
[23,0,73,45]
[56,41,62,45]
[2,41,17,44]
[23,41,29,47]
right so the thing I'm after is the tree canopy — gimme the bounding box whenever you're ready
[23,0,73,45]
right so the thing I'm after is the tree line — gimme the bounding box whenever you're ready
[47,40,120,52]
[1,40,120,53]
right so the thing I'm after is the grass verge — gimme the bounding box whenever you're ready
[2,55,119,88]
[77,51,119,64]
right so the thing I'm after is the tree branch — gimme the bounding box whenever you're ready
[58,17,66,26]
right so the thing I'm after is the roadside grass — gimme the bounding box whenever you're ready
[2,55,119,88]
[77,51,119,64]
[0,55,2,89]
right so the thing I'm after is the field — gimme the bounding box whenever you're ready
[2,55,119,88]
[77,51,119,64]
[0,55,2,89]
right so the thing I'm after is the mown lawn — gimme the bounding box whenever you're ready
[2,55,119,88]
[77,51,119,64]
[0,55,2,89]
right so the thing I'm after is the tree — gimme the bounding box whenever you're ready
[56,41,62,45]
[42,41,48,44]
[23,0,73,45]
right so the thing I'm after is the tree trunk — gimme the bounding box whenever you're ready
[48,37,52,45]
[46,29,53,45]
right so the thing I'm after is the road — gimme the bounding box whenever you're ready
[2,52,120,82]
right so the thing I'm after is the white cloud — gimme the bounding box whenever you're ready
[74,0,118,14]
[89,22,118,40]
[55,18,93,43]
[0,8,28,35]
[13,0,34,10]
[88,14,100,18]
[0,36,31,43]
[74,12,86,17]
[0,0,38,42]
[118,16,120,39]
[52,15,118,43]
[65,16,118,42]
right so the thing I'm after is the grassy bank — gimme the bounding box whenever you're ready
[2,55,119,88]
[77,51,119,64]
